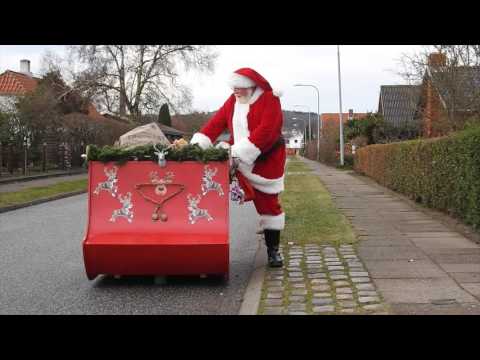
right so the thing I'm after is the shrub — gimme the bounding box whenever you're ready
[354,125,480,230]
[345,113,420,145]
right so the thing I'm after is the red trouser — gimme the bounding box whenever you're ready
[253,189,282,215]
[252,189,285,230]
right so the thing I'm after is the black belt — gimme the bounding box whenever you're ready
[256,136,285,161]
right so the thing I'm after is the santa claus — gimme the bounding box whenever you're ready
[190,67,285,268]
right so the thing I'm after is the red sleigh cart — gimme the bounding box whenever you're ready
[82,159,230,281]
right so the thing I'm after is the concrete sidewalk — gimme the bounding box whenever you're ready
[302,157,480,315]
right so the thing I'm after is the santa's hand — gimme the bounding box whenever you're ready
[231,156,241,168]
[229,157,241,180]
[230,138,260,165]
[215,141,230,150]
[190,132,213,150]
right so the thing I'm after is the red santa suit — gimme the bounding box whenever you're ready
[190,68,286,231]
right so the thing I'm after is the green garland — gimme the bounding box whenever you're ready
[87,144,229,165]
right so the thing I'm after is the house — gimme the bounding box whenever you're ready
[170,112,212,136]
[316,111,368,158]
[416,52,480,137]
[283,129,304,155]
[0,61,39,102]
[0,59,103,119]
[377,85,421,128]
[0,59,106,169]
[157,123,185,141]
[320,111,368,134]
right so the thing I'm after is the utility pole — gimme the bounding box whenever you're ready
[337,45,345,166]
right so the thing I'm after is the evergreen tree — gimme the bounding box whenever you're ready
[158,103,172,127]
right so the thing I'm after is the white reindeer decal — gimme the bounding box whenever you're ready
[110,192,134,223]
[187,194,213,224]
[94,166,119,197]
[201,165,224,196]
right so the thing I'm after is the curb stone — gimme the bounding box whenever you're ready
[0,169,87,185]
[239,236,267,315]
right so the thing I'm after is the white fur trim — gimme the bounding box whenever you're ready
[260,213,285,230]
[238,163,284,194]
[272,89,283,98]
[232,102,250,144]
[228,72,256,89]
[215,141,230,150]
[231,137,261,165]
[190,132,212,149]
[248,87,264,104]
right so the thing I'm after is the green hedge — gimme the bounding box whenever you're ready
[354,126,480,230]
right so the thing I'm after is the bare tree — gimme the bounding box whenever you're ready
[397,45,480,134]
[42,45,217,120]
[397,45,480,82]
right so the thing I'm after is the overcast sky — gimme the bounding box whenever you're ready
[0,45,423,114]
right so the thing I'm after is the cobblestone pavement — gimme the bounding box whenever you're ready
[258,243,390,315]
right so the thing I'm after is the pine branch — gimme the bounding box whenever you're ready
[87,143,228,164]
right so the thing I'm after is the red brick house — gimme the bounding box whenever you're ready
[320,110,368,158]
[320,111,368,134]
[320,110,368,148]
[0,60,106,169]
[416,52,480,137]
[0,60,103,119]
[306,110,368,163]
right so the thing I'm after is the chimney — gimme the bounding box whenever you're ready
[20,59,31,76]
[427,53,447,67]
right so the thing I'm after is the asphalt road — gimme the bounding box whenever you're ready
[0,194,260,314]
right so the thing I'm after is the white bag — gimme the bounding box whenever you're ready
[117,122,171,148]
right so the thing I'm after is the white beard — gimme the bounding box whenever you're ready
[235,88,254,104]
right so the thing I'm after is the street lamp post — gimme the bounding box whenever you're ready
[294,104,311,141]
[337,45,345,166]
[293,84,321,161]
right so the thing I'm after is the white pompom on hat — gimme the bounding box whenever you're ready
[228,72,256,89]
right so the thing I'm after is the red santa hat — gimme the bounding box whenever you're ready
[227,68,273,91]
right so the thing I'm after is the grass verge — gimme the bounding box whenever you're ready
[281,157,356,246]
[257,156,361,314]
[0,179,88,207]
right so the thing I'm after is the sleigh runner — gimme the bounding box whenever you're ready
[83,149,230,281]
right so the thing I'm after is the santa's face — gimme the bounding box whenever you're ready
[234,87,255,104]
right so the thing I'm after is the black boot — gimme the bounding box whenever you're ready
[264,229,283,268]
